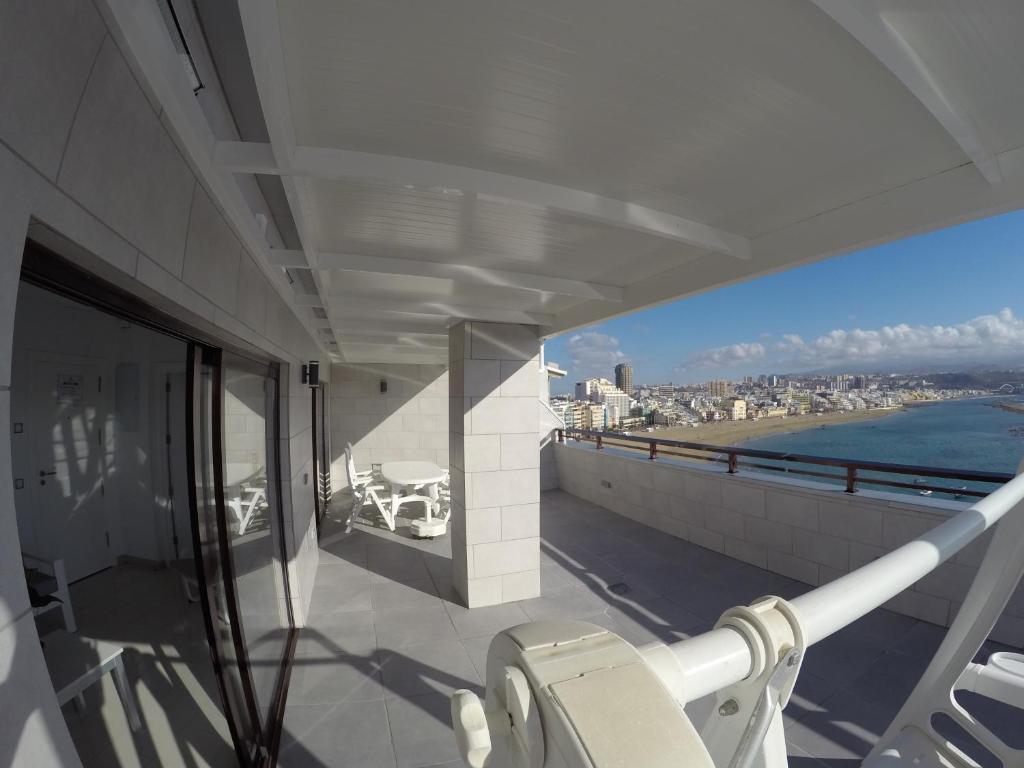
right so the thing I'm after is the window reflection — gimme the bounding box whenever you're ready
[222,363,288,728]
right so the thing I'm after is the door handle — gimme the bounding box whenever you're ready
[39,470,57,477]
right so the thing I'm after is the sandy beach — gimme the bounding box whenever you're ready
[606,407,904,449]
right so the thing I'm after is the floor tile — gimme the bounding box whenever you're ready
[308,579,373,615]
[372,578,442,612]
[385,693,462,768]
[297,610,376,657]
[374,605,459,649]
[378,640,481,699]
[516,584,610,622]
[288,651,387,704]
[459,635,492,682]
[443,602,529,638]
[279,701,396,768]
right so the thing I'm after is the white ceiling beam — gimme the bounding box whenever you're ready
[236,0,337,325]
[332,328,449,341]
[328,300,552,325]
[268,248,622,302]
[338,347,447,365]
[215,140,751,258]
[337,334,449,350]
[331,317,450,336]
[811,0,1002,185]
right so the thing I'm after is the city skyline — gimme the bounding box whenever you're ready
[546,209,1024,393]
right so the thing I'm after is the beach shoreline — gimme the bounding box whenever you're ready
[992,401,1024,416]
[628,407,904,448]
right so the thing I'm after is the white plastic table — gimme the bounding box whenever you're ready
[41,629,141,732]
[380,460,447,535]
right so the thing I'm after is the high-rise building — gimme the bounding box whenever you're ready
[708,379,732,398]
[614,362,633,396]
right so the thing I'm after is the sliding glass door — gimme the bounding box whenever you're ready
[312,382,332,534]
[221,355,291,733]
[187,346,294,767]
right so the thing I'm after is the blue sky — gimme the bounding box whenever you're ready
[546,209,1024,393]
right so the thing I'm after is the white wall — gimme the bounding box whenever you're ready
[555,443,1024,646]
[0,3,324,763]
[330,362,449,486]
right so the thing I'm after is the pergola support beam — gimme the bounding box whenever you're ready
[812,0,1002,184]
[268,248,622,301]
[215,140,752,258]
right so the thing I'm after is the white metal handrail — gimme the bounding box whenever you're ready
[538,399,565,449]
[642,470,1024,704]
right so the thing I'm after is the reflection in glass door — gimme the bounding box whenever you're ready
[188,346,259,765]
[187,346,294,767]
[222,356,291,731]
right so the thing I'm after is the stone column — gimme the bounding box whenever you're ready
[449,321,541,607]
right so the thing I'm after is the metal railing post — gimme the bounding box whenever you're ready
[596,434,603,450]
[557,428,564,444]
[728,452,738,474]
[845,466,857,494]
[649,441,657,461]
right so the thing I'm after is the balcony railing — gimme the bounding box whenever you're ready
[558,427,1013,498]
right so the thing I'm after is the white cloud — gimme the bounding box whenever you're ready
[681,309,1024,373]
[687,342,766,369]
[566,331,627,378]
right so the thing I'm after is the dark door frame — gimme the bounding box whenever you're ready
[20,242,297,767]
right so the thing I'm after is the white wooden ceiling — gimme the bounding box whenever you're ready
[203,0,1024,363]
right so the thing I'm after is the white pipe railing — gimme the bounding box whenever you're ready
[644,471,1024,703]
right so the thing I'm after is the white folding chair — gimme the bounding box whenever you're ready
[344,443,379,530]
[229,485,267,535]
[345,443,378,492]
[351,483,433,532]
[23,553,76,633]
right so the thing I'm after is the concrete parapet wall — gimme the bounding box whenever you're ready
[554,442,1023,646]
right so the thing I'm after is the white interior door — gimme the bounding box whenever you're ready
[30,356,111,582]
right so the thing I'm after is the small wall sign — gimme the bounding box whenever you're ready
[56,374,83,406]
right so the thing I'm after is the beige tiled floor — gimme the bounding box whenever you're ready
[279,489,1019,768]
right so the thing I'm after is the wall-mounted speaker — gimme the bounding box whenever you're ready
[302,361,320,388]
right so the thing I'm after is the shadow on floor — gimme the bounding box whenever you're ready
[284,489,1021,768]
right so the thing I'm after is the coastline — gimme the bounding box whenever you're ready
[992,401,1024,416]
[633,407,903,448]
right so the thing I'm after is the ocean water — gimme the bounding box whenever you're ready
[740,396,1024,497]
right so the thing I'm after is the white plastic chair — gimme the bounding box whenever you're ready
[345,443,377,492]
[228,485,267,535]
[23,553,77,633]
[350,482,433,532]
[344,443,376,528]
